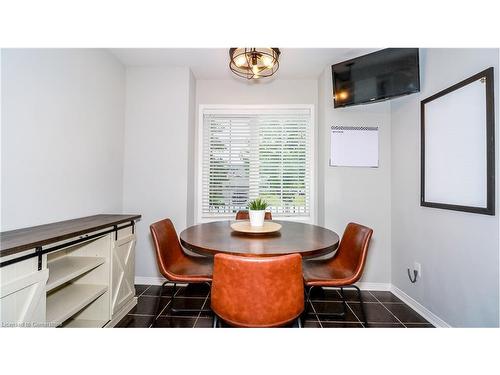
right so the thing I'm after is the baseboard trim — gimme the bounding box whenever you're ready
[355,282,392,291]
[135,276,188,287]
[391,285,451,328]
[135,276,167,286]
[323,282,391,291]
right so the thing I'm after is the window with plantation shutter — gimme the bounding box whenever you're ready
[199,107,313,221]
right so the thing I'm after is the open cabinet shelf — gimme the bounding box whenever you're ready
[46,256,106,292]
[46,283,108,325]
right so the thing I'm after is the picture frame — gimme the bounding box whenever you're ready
[420,67,495,215]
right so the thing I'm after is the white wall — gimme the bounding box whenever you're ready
[318,67,392,284]
[391,48,499,327]
[1,49,125,231]
[122,66,192,280]
[196,79,318,106]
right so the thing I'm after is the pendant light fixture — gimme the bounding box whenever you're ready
[229,48,281,79]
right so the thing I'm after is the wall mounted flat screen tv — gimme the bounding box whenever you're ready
[332,48,420,108]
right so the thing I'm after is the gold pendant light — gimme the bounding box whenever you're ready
[229,48,281,79]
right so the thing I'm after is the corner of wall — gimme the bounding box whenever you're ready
[316,67,329,227]
[186,69,197,226]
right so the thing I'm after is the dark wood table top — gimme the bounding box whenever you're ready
[180,220,339,258]
[0,214,141,257]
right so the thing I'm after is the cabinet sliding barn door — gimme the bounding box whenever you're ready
[110,233,136,315]
[0,257,48,326]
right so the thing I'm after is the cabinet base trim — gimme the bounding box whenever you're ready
[105,297,137,328]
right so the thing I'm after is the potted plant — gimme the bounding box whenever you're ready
[248,198,269,227]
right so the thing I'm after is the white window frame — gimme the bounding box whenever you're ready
[195,104,316,224]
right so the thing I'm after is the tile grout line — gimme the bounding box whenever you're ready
[310,288,343,327]
[156,300,172,318]
[137,285,151,297]
[368,291,406,327]
[193,292,210,328]
[324,289,393,327]
[310,288,328,327]
[148,299,171,328]
[148,284,186,328]
[137,284,152,327]
[133,285,163,327]
[335,289,364,327]
[313,288,361,327]
[369,292,431,326]
[154,285,184,322]
[344,302,364,327]
[307,300,323,328]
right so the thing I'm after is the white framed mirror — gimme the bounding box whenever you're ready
[421,67,495,215]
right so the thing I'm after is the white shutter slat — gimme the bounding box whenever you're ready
[201,110,311,217]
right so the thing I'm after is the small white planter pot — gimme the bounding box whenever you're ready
[249,210,265,227]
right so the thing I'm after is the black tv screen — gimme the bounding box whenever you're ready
[332,48,420,108]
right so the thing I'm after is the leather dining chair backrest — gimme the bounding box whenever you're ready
[211,253,304,327]
[235,210,273,220]
[150,218,185,279]
[336,222,373,282]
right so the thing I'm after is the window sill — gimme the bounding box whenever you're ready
[196,215,315,225]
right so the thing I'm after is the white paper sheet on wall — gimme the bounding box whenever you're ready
[424,78,487,207]
[330,126,379,167]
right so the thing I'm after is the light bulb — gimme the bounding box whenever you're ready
[252,64,260,75]
[338,91,348,100]
[234,54,247,67]
[262,55,274,68]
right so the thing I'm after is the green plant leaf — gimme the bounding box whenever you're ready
[248,197,269,210]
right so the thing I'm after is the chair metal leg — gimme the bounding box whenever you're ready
[339,287,348,316]
[313,285,367,325]
[306,285,348,321]
[300,286,312,325]
[169,281,212,315]
[304,285,346,320]
[351,284,368,326]
[212,314,218,328]
[297,317,302,328]
[152,281,213,325]
[152,281,169,327]
[170,282,177,310]
[302,285,315,320]
[305,285,315,306]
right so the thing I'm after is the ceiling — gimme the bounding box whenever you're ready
[110,48,380,80]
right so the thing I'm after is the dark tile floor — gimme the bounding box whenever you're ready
[115,284,434,328]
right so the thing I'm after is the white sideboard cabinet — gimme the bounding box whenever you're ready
[0,214,141,328]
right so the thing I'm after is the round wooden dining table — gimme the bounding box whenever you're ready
[179,220,340,258]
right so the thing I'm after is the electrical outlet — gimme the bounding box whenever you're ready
[413,262,422,279]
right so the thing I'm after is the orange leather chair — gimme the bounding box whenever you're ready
[235,210,273,221]
[150,218,213,324]
[211,253,304,328]
[302,222,373,325]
